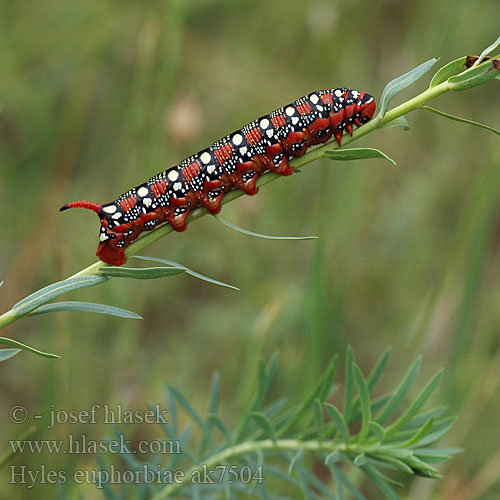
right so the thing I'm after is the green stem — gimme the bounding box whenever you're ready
[150,438,359,500]
[0,79,452,330]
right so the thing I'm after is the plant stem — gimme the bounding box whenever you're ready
[150,438,359,500]
[0,79,452,330]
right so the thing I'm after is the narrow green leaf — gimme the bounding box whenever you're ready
[402,405,448,430]
[0,337,60,359]
[330,464,345,500]
[378,58,439,117]
[368,421,386,442]
[28,301,142,319]
[354,454,367,466]
[325,147,396,166]
[429,56,467,87]
[413,416,458,447]
[413,451,452,464]
[0,281,4,289]
[132,255,239,290]
[167,385,207,434]
[99,266,186,279]
[214,216,317,241]
[379,116,410,130]
[330,465,368,500]
[376,357,421,424]
[353,363,371,441]
[324,403,350,445]
[314,399,324,439]
[287,448,305,474]
[404,454,442,478]
[207,414,232,444]
[361,465,401,500]
[421,106,500,136]
[368,347,391,391]
[249,412,277,441]
[0,349,21,362]
[449,53,500,90]
[276,357,336,437]
[208,373,220,414]
[343,346,355,423]
[475,36,500,65]
[377,455,414,475]
[12,275,109,316]
[398,416,434,448]
[385,369,443,437]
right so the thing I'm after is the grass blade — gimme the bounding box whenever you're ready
[28,301,142,319]
[12,275,109,315]
[132,255,239,290]
[421,106,500,136]
[378,58,439,117]
[214,216,317,240]
[325,147,396,165]
[0,336,60,359]
[98,266,186,279]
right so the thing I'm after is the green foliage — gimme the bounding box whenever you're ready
[214,216,318,240]
[325,148,396,165]
[100,350,456,499]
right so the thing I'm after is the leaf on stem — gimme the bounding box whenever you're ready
[378,58,439,117]
[0,349,21,362]
[325,148,396,165]
[0,336,60,359]
[132,255,239,290]
[379,116,410,131]
[98,266,186,279]
[429,56,468,87]
[12,275,109,316]
[28,301,142,319]
[214,216,317,241]
[421,106,500,136]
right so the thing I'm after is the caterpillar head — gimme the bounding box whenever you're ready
[60,200,130,266]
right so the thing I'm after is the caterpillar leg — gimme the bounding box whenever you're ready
[227,160,262,195]
[263,143,294,176]
[194,174,233,214]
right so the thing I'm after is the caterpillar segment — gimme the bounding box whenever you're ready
[61,88,376,266]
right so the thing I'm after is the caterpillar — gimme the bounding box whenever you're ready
[61,88,376,266]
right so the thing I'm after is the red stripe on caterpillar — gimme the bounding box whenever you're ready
[61,88,376,266]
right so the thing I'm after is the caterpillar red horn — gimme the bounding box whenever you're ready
[61,88,376,266]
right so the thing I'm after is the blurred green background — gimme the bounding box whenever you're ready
[1,0,499,498]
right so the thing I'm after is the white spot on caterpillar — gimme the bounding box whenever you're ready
[351,90,359,97]
[285,106,295,116]
[334,89,343,97]
[99,233,109,242]
[103,205,116,214]
[232,133,243,146]
[291,116,299,125]
[112,212,122,220]
[260,118,269,129]
[239,146,248,155]
[310,94,319,104]
[207,164,216,174]
[137,187,148,197]
[167,170,179,181]
[365,97,374,103]
[316,105,324,111]
[143,197,152,207]
[173,182,182,191]
[200,152,211,164]
[266,129,274,138]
